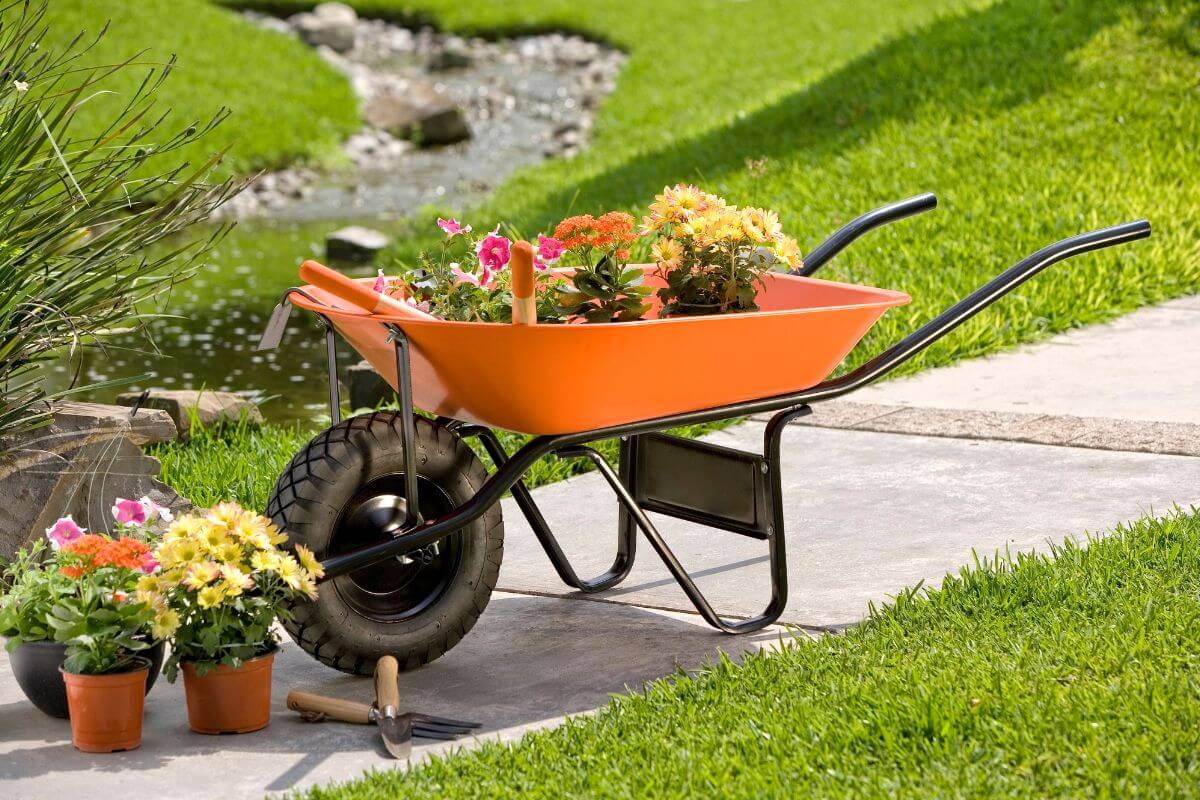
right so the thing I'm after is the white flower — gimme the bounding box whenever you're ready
[13,80,28,93]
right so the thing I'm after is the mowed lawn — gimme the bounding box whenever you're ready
[301,510,1200,799]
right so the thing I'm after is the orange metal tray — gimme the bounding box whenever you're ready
[289,268,910,435]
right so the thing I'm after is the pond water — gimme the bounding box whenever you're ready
[47,219,390,423]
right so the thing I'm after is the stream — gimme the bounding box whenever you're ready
[49,11,623,424]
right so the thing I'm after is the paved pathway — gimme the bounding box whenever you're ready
[3,296,1197,798]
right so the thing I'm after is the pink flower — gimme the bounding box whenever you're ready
[372,269,387,293]
[46,516,84,549]
[139,496,173,524]
[437,218,470,237]
[476,232,511,273]
[140,553,160,574]
[451,262,479,287]
[112,498,147,526]
[537,234,566,263]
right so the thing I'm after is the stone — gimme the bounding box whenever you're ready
[292,2,358,53]
[115,389,263,439]
[325,225,391,262]
[346,359,395,410]
[362,84,471,146]
[427,46,473,71]
[0,403,187,559]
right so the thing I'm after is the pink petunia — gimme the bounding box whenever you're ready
[451,262,480,287]
[140,553,160,574]
[139,496,173,524]
[372,269,387,293]
[112,497,147,526]
[537,234,566,263]
[46,516,85,549]
[437,218,470,237]
[476,232,511,273]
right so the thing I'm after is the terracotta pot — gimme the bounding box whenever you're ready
[181,648,276,734]
[60,656,150,753]
[9,638,166,719]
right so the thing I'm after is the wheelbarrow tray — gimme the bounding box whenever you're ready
[289,268,910,435]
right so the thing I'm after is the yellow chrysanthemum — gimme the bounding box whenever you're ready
[275,553,304,590]
[197,584,226,609]
[207,501,244,530]
[773,235,803,269]
[651,237,683,271]
[164,516,202,544]
[160,538,200,569]
[294,544,325,579]
[183,561,221,591]
[198,523,229,552]
[268,524,289,546]
[136,574,163,595]
[250,550,280,573]
[219,564,253,597]
[217,539,245,566]
[151,608,181,640]
[739,207,782,243]
[298,574,319,601]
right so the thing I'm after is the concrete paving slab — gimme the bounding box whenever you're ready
[850,296,1200,423]
[0,592,789,799]
[498,423,1200,627]
[779,402,1200,457]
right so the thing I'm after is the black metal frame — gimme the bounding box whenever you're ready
[263,193,1150,635]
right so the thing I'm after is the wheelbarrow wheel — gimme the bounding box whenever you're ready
[266,411,503,675]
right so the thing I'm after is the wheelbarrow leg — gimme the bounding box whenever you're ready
[457,425,637,592]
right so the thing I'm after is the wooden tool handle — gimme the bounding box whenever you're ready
[510,241,537,326]
[375,655,401,710]
[287,690,373,724]
[299,260,431,320]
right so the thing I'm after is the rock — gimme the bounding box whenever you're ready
[0,403,188,559]
[292,2,358,53]
[115,390,263,439]
[325,225,391,262]
[347,360,395,410]
[427,46,473,72]
[363,85,471,146]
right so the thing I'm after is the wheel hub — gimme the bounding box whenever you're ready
[329,475,462,623]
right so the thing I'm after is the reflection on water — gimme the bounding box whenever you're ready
[49,218,396,423]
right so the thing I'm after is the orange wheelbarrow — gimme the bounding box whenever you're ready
[257,193,1150,674]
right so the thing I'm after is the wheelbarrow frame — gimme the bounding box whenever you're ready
[262,193,1150,635]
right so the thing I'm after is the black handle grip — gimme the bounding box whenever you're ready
[797,192,938,277]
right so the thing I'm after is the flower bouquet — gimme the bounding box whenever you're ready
[145,501,322,734]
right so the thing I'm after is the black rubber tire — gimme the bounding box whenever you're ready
[266,412,503,675]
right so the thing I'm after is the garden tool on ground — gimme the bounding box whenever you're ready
[286,656,480,759]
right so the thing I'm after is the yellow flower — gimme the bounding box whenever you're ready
[197,584,226,609]
[183,561,221,591]
[136,574,163,595]
[268,524,289,546]
[217,539,245,566]
[160,538,200,569]
[294,544,325,579]
[651,237,683,271]
[151,608,180,640]
[232,516,273,550]
[298,574,319,601]
[199,523,230,553]
[773,235,803,269]
[206,501,244,529]
[739,207,782,243]
[219,564,253,597]
[164,516,203,543]
[275,553,304,591]
[251,550,281,573]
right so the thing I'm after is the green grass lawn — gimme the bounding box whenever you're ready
[45,0,358,178]
[296,509,1200,799]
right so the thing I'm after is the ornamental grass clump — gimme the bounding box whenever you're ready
[147,502,322,680]
[0,1,236,441]
[643,184,804,316]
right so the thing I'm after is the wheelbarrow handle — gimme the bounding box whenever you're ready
[796,192,938,277]
[812,219,1153,400]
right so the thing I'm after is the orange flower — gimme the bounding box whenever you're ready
[553,212,639,251]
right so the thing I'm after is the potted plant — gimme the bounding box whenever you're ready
[640,184,804,316]
[1,499,171,720]
[150,502,322,734]
[552,212,652,322]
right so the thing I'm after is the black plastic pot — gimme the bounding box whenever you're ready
[8,638,166,719]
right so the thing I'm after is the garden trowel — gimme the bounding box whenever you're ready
[286,655,480,759]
